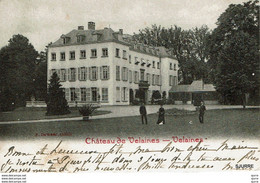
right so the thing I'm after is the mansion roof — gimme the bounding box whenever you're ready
[169,80,216,93]
[49,23,176,59]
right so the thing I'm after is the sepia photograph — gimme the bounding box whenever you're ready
[0,0,259,182]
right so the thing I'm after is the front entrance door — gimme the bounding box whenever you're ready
[129,89,134,104]
[91,87,97,102]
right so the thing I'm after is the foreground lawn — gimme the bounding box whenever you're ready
[0,109,259,140]
[0,107,111,122]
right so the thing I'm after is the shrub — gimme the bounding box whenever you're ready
[78,104,97,117]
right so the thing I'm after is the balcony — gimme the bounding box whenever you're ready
[138,80,150,89]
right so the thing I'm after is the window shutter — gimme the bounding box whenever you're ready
[121,67,124,81]
[107,66,110,79]
[96,67,99,80]
[64,69,67,81]
[78,68,81,81]
[121,88,124,101]
[126,88,129,102]
[68,69,71,81]
[100,66,103,80]
[126,68,128,81]
[85,67,88,80]
[89,67,92,81]
[97,88,100,101]
[86,88,91,102]
[75,88,80,101]
[74,68,77,81]
[65,88,70,101]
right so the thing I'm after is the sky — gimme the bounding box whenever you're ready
[0,0,247,52]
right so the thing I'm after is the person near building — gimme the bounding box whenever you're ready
[157,104,165,125]
[139,102,148,125]
[199,101,206,123]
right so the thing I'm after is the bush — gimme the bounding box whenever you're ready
[78,104,97,117]
[166,98,175,105]
[132,99,140,105]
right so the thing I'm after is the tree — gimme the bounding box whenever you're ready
[0,34,38,111]
[46,72,70,115]
[208,0,259,108]
[33,51,47,101]
[133,25,211,84]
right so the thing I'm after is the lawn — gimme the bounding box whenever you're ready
[0,108,259,140]
[0,107,111,122]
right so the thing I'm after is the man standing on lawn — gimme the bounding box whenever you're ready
[139,102,148,124]
[199,101,206,123]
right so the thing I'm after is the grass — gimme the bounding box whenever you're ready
[0,107,111,122]
[0,108,259,140]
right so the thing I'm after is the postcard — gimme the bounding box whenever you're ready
[0,0,259,182]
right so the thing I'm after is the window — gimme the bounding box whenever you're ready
[51,69,56,76]
[152,61,155,68]
[122,67,128,81]
[91,67,97,80]
[70,51,75,60]
[129,70,132,83]
[60,52,65,61]
[77,35,85,43]
[70,88,76,101]
[60,69,66,81]
[81,88,86,101]
[80,50,86,59]
[91,87,98,101]
[102,88,108,102]
[116,87,120,102]
[135,57,139,64]
[146,73,150,83]
[155,75,159,85]
[116,66,120,81]
[102,48,108,57]
[134,71,139,83]
[79,67,86,80]
[91,49,97,58]
[116,48,120,57]
[155,75,161,85]
[152,74,155,85]
[122,87,127,101]
[173,76,177,86]
[174,64,177,71]
[51,53,56,61]
[157,62,160,69]
[101,66,109,80]
[170,63,173,70]
[69,68,76,81]
[129,55,131,64]
[147,60,151,67]
[123,50,127,59]
[140,69,145,81]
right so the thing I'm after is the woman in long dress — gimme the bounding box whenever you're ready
[157,104,165,125]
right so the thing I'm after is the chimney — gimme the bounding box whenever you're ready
[119,29,123,35]
[88,21,95,30]
[78,26,84,30]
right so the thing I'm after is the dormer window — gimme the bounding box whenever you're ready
[147,60,151,67]
[141,58,146,66]
[61,35,70,44]
[77,35,85,43]
[135,57,140,65]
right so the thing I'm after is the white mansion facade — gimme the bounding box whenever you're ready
[47,22,178,105]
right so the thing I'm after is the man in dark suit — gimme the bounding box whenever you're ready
[139,102,147,124]
[199,101,206,123]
